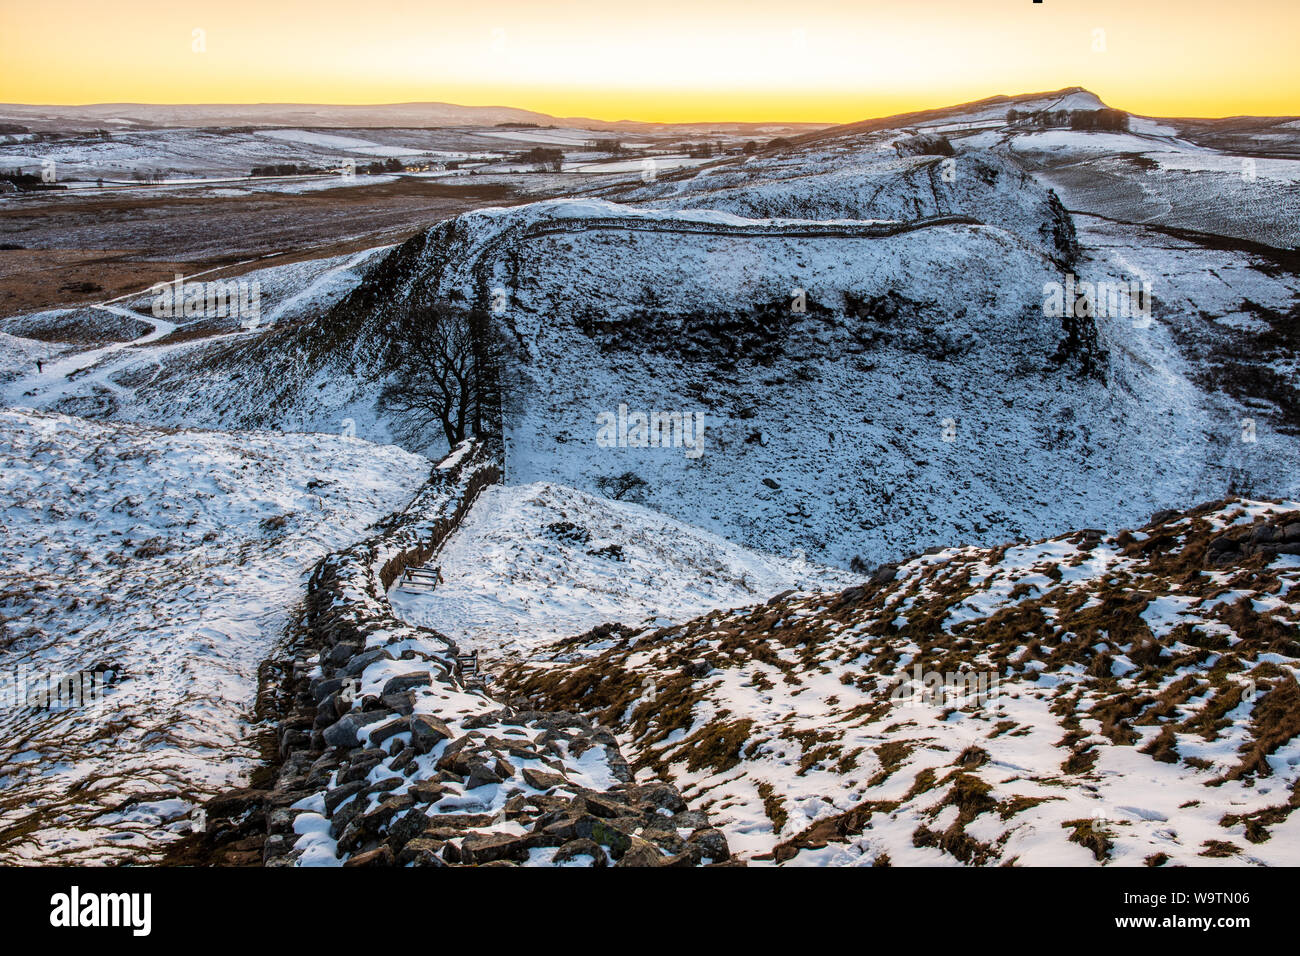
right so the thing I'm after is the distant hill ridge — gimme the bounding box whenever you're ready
[5,86,1295,134]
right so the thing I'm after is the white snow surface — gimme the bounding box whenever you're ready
[390,481,857,656]
[509,499,1300,866]
[0,409,430,863]
[380,194,1298,569]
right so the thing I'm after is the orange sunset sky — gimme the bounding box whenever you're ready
[1,0,1296,122]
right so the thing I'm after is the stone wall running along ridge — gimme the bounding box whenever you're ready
[179,439,735,868]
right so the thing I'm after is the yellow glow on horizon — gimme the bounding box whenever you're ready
[2,0,1297,122]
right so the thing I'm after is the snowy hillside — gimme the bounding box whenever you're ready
[299,187,1299,569]
[1,247,397,440]
[390,481,857,657]
[501,498,1300,866]
[0,410,430,863]
[4,85,1299,869]
[606,133,1077,261]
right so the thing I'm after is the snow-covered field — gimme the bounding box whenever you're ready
[390,482,856,657]
[0,121,725,190]
[0,410,430,863]
[0,126,554,182]
[502,499,1300,866]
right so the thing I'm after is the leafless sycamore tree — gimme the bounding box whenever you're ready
[379,298,483,449]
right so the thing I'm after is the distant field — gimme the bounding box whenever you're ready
[1034,156,1300,250]
[0,178,533,315]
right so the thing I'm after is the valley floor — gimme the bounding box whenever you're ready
[389,481,856,659]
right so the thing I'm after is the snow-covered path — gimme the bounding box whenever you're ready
[258,247,376,325]
[3,248,379,412]
[2,302,174,408]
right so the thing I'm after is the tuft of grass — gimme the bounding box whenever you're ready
[1198,840,1241,858]
[1138,726,1180,764]
[1224,675,1300,781]
[1063,819,1113,862]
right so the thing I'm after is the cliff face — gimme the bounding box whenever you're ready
[313,191,1285,569]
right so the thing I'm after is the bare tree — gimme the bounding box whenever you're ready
[595,471,649,502]
[379,299,478,448]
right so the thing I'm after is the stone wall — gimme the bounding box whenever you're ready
[181,440,733,867]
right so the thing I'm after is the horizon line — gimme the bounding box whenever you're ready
[5,87,1299,127]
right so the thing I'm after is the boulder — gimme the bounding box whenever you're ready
[325,643,361,668]
[366,717,410,747]
[341,648,394,678]
[411,715,454,754]
[690,827,731,862]
[380,691,417,716]
[582,793,632,819]
[344,845,394,867]
[397,836,449,867]
[381,672,433,696]
[323,780,367,815]
[311,677,345,702]
[574,815,633,857]
[465,761,504,789]
[322,710,394,749]
[384,806,431,852]
[615,836,667,867]
[553,838,608,867]
[366,777,404,798]
[408,781,451,805]
[521,766,569,791]
[338,749,387,784]
[459,831,537,865]
[624,782,686,814]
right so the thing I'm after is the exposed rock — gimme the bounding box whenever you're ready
[398,836,449,867]
[344,845,394,867]
[690,827,731,862]
[460,831,539,865]
[381,691,417,715]
[323,780,367,815]
[410,714,454,754]
[323,710,394,749]
[382,672,433,696]
[408,781,451,804]
[554,838,608,867]
[521,766,569,791]
[341,648,393,678]
[367,717,410,747]
[624,782,687,814]
[615,836,667,868]
[465,761,504,789]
